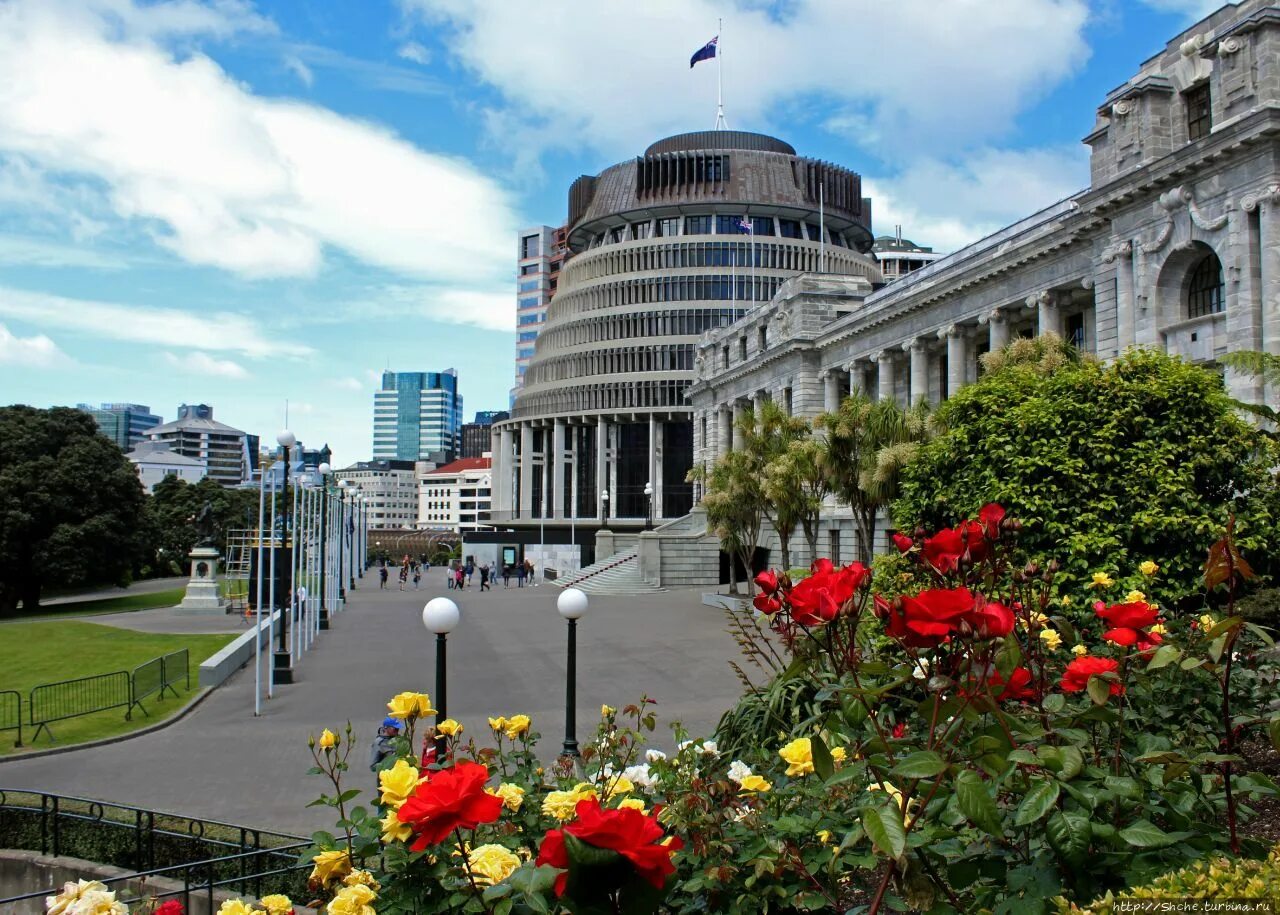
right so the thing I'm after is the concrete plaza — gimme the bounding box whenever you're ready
[0,578,746,835]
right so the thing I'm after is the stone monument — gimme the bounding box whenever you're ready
[178,502,226,613]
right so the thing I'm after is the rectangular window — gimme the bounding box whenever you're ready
[519,264,538,275]
[518,330,539,342]
[517,279,540,292]
[518,296,541,309]
[1065,312,1086,350]
[517,313,542,326]
[632,221,651,239]
[685,215,712,235]
[655,217,680,237]
[751,217,774,237]
[1185,83,1212,141]
[521,235,540,258]
[778,219,803,239]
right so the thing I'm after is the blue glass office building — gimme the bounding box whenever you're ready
[372,369,462,461]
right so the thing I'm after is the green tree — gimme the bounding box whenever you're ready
[0,405,147,615]
[894,339,1280,604]
[816,391,929,564]
[691,445,764,596]
[763,436,830,568]
[747,401,811,570]
[144,475,259,571]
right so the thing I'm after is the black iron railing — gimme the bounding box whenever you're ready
[0,790,310,909]
[0,690,21,747]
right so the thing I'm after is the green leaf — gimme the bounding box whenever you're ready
[1086,676,1112,706]
[811,733,835,782]
[1045,812,1090,867]
[1119,819,1177,848]
[1270,716,1280,753]
[995,635,1022,681]
[955,769,1003,837]
[483,883,512,902]
[892,750,948,779]
[1042,693,1065,715]
[1057,747,1084,782]
[310,830,337,847]
[1014,779,1060,827]
[861,804,906,858]
[1145,644,1181,671]
[1007,749,1039,766]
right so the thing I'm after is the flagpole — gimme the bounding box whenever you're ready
[715,19,727,130]
[819,181,826,274]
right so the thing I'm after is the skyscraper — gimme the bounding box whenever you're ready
[78,402,161,450]
[512,225,566,404]
[460,410,509,459]
[148,403,249,487]
[372,369,463,462]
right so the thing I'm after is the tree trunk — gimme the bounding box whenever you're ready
[804,520,819,564]
[778,531,791,571]
[738,545,756,595]
[0,583,16,618]
[727,554,739,595]
[856,509,875,566]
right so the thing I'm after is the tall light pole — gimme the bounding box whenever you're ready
[423,597,459,759]
[336,479,348,605]
[643,481,653,531]
[557,587,588,758]
[345,483,357,592]
[274,430,296,684]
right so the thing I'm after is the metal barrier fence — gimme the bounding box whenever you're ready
[161,648,189,693]
[0,689,21,747]
[29,671,132,743]
[0,790,310,909]
[132,657,164,713]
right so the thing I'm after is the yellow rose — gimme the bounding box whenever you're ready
[318,728,338,750]
[1139,561,1159,577]
[869,781,904,807]
[387,691,436,720]
[379,758,426,808]
[380,808,411,843]
[486,782,525,812]
[1090,572,1114,589]
[309,848,352,887]
[217,903,257,915]
[488,716,508,734]
[1200,613,1217,632]
[504,714,531,739]
[618,797,648,813]
[1071,643,1089,657]
[260,895,295,915]
[327,883,377,915]
[831,747,847,764]
[342,870,380,891]
[47,880,111,915]
[542,789,582,821]
[605,775,634,797]
[1125,589,1146,604]
[572,782,600,800]
[601,704,616,717]
[817,829,833,844]
[1149,623,1167,636]
[436,718,463,737]
[1039,629,1062,651]
[467,843,521,886]
[1060,595,1073,607]
[738,774,772,793]
[779,737,814,777]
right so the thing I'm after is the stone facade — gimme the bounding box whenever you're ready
[687,0,1280,571]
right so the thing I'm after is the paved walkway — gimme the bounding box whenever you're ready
[0,578,744,835]
[33,577,187,607]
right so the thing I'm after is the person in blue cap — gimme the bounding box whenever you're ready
[370,716,403,775]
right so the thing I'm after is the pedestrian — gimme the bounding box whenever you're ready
[516,562,525,588]
[455,566,465,590]
[370,716,403,794]
[479,564,490,591]
[412,567,421,590]
[465,560,475,586]
[379,566,388,589]
[399,565,408,591]
[502,564,511,588]
[525,559,536,587]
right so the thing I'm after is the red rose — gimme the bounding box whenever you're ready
[754,569,779,594]
[1095,601,1162,650]
[892,532,914,553]
[536,799,683,896]
[752,593,781,614]
[891,722,907,739]
[1060,656,1123,695]
[990,667,1036,701]
[811,558,835,575]
[787,562,869,627]
[885,587,975,647]
[977,503,1006,537]
[397,760,503,849]
[154,902,184,915]
[961,601,1015,640]
[922,522,986,574]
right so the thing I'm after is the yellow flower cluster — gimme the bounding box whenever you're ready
[318,728,339,750]
[601,704,616,717]
[1201,613,1217,632]
[1139,560,1159,577]
[603,774,634,798]
[738,774,772,793]
[327,882,377,915]
[485,782,526,812]
[343,870,380,892]
[779,738,813,777]
[490,714,531,740]
[47,881,127,915]
[379,758,428,808]
[380,808,411,844]
[1149,623,1167,636]
[816,829,833,844]
[1090,572,1114,589]
[467,843,521,885]
[1125,589,1146,604]
[260,895,295,915]
[542,783,598,821]
[309,849,352,888]
[436,718,462,737]
[387,691,436,720]
[618,797,648,813]
[216,903,260,915]
[1039,629,1062,651]
[1072,644,1089,657]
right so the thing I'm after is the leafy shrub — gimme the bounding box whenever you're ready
[894,341,1280,607]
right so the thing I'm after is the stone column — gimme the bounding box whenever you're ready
[551,419,565,520]
[876,351,897,404]
[596,416,608,523]
[946,325,967,399]
[823,370,841,412]
[648,414,659,521]
[1244,187,1280,405]
[848,362,864,399]
[732,401,745,451]
[909,340,929,405]
[986,308,1009,352]
[719,406,733,457]
[1034,291,1062,337]
[493,426,512,514]
[569,424,580,520]
[518,422,534,519]
[1108,240,1135,352]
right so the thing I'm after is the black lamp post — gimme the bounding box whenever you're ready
[601,488,610,526]
[557,587,589,757]
[347,487,359,591]
[423,597,459,759]
[643,481,653,530]
[335,480,347,605]
[274,429,295,684]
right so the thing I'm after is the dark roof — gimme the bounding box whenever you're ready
[644,130,796,156]
[873,235,932,254]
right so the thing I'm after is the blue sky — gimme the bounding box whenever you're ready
[0,0,1223,464]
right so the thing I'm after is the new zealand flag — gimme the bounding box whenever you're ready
[690,36,717,68]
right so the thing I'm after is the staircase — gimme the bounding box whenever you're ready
[554,549,663,595]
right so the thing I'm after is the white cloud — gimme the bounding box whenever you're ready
[396,40,430,65]
[0,322,68,366]
[283,53,313,87]
[335,376,364,391]
[163,350,249,378]
[1137,0,1223,19]
[0,286,311,358]
[341,283,513,332]
[866,145,1090,252]
[0,0,517,287]
[401,0,1092,159]
[0,234,126,269]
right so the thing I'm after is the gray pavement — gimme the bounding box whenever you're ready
[0,577,745,835]
[87,605,246,634]
[33,577,187,607]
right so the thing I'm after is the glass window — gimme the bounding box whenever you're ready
[608,227,624,244]
[517,313,542,326]
[1185,83,1212,141]
[518,330,539,342]
[518,296,541,309]
[716,215,744,235]
[685,215,712,235]
[655,217,680,237]
[521,235,540,258]
[517,279,540,292]
[519,264,538,275]
[751,217,774,236]
[804,222,821,241]
[778,219,802,239]
[632,221,651,239]
[1187,251,1224,318]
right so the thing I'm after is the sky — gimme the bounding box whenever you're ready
[0,0,1228,465]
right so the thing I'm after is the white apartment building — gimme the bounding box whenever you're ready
[419,456,493,533]
[127,441,206,491]
[334,460,424,529]
[511,226,566,404]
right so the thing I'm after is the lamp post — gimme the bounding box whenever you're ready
[557,587,589,758]
[601,488,610,526]
[274,430,296,683]
[346,485,358,591]
[336,479,348,605]
[423,597,459,759]
[643,481,653,531]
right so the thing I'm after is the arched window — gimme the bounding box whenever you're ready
[1187,251,1224,319]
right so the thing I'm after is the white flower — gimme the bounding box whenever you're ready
[676,740,692,752]
[727,760,753,784]
[700,740,719,757]
[912,657,931,680]
[644,748,667,763]
[621,764,656,790]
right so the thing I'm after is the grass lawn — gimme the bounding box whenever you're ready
[0,620,234,755]
[12,587,187,621]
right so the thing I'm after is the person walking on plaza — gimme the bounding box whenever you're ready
[379,566,388,589]
[398,565,408,591]
[524,559,536,587]
[465,559,475,586]
[502,564,511,587]
[412,567,421,590]
[516,561,525,588]
[479,563,490,591]
[455,565,465,590]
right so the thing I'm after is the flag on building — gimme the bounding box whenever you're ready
[690,36,717,68]
[738,216,753,233]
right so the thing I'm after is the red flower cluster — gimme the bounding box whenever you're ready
[986,667,1036,702]
[918,503,1007,574]
[536,799,684,897]
[754,559,870,626]
[396,760,503,849]
[878,587,1014,648]
[1095,601,1162,651]
[154,902,185,915]
[1060,655,1123,696]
